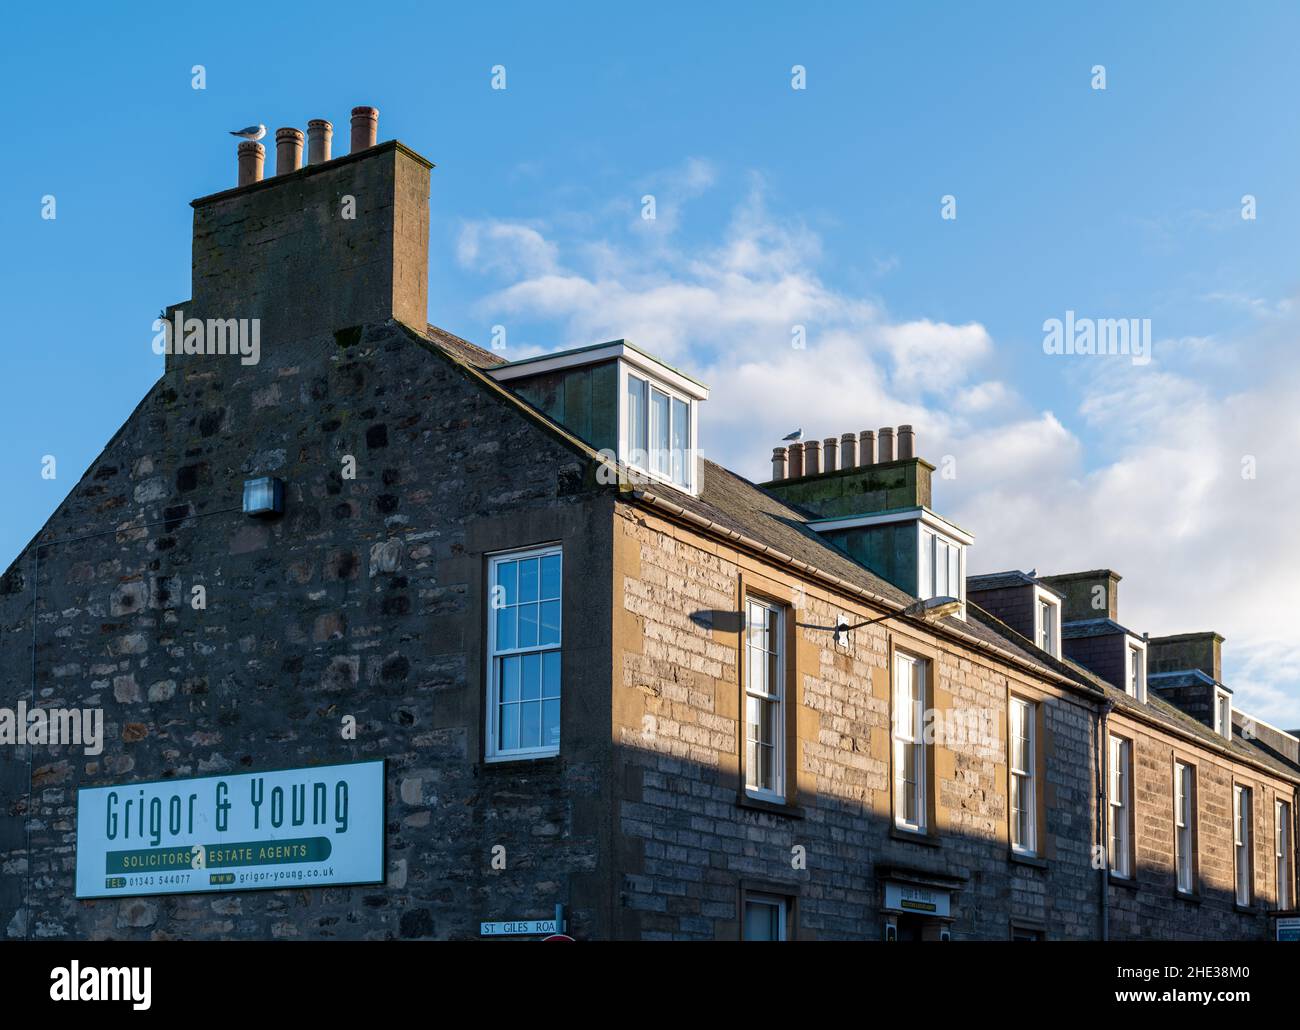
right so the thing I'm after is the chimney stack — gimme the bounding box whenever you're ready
[771,447,787,481]
[897,424,915,460]
[237,141,265,186]
[804,439,821,475]
[307,119,333,164]
[191,107,432,365]
[350,106,379,153]
[275,127,304,176]
[840,432,856,468]
[788,441,804,478]
[860,430,876,466]
[877,426,895,462]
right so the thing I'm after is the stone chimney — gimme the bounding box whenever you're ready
[184,105,432,368]
[1039,570,1122,623]
[1147,631,1223,681]
[764,425,933,518]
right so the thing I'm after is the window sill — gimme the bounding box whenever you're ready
[1108,872,1139,891]
[1174,889,1201,905]
[1234,902,1258,915]
[1009,850,1047,870]
[890,825,941,848]
[478,754,561,774]
[737,793,804,819]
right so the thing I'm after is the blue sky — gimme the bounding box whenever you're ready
[5,2,1300,721]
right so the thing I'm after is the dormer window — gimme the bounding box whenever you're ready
[1126,639,1147,703]
[1214,689,1232,740]
[1032,587,1061,658]
[487,340,709,497]
[624,370,694,491]
[919,525,966,617]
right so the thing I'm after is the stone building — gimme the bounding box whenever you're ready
[1,112,1296,940]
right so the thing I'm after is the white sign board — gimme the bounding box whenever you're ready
[480,919,563,936]
[884,882,951,917]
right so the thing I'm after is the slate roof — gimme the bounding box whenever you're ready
[1149,669,1227,691]
[1061,617,1139,639]
[967,570,1064,598]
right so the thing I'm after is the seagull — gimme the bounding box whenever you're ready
[229,124,267,141]
[781,429,803,442]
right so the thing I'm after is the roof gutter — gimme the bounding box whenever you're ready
[625,486,1094,698]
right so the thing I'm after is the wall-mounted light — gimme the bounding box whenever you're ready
[242,476,284,518]
[828,595,961,644]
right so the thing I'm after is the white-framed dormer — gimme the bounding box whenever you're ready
[1213,687,1233,740]
[1125,636,1147,703]
[488,339,709,497]
[918,521,967,619]
[805,507,972,620]
[1032,585,1062,659]
[617,357,705,496]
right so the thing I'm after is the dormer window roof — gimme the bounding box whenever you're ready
[488,339,709,496]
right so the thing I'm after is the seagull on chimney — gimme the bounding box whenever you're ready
[229,124,267,141]
[781,429,803,442]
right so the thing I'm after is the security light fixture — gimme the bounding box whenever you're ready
[832,595,961,644]
[242,476,284,518]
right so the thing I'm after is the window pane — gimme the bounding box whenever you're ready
[521,652,541,700]
[627,375,648,466]
[540,554,561,600]
[518,603,539,647]
[501,656,521,702]
[539,600,561,645]
[671,397,689,485]
[500,703,520,752]
[947,543,959,599]
[497,560,518,605]
[651,389,670,476]
[542,651,561,699]
[543,699,560,746]
[519,558,539,602]
[520,700,541,749]
[496,604,516,650]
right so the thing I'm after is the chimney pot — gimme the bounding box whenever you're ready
[859,430,876,466]
[307,119,333,164]
[877,427,895,462]
[788,441,804,478]
[823,436,838,472]
[237,141,265,186]
[840,432,856,468]
[804,438,821,475]
[897,424,915,460]
[350,106,379,153]
[275,127,304,176]
[771,447,788,481]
